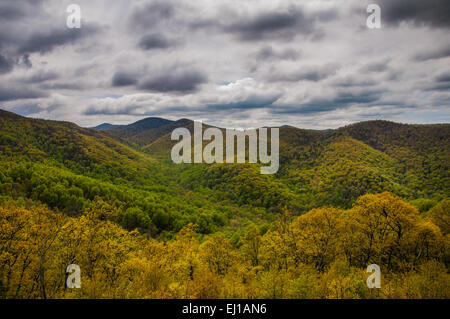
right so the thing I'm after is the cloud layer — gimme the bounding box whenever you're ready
[0,0,449,129]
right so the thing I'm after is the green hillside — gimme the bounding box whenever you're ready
[132,117,449,211]
[106,118,193,147]
[0,109,449,235]
[1,109,449,299]
[0,110,265,237]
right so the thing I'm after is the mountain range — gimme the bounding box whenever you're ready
[0,108,448,236]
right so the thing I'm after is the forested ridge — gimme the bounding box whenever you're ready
[0,109,449,298]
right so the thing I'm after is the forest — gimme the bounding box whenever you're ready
[1,193,448,298]
[0,109,449,298]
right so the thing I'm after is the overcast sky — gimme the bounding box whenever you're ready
[0,0,449,129]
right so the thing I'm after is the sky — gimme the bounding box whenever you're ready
[0,0,449,129]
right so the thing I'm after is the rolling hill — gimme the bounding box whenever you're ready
[94,114,449,208]
[101,117,193,147]
[0,108,449,235]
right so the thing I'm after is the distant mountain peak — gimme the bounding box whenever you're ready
[91,123,123,131]
[132,117,173,125]
[122,117,174,133]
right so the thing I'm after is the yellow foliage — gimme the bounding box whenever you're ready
[0,193,449,299]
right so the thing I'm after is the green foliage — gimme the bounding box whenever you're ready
[0,110,449,299]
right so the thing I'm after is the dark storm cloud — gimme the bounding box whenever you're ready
[267,63,340,82]
[112,71,138,87]
[360,60,390,73]
[222,6,337,41]
[228,10,305,40]
[39,82,87,91]
[21,54,32,68]
[253,45,300,61]
[0,2,40,74]
[0,86,47,101]
[0,54,13,74]
[0,1,102,77]
[224,9,300,41]
[129,1,176,30]
[20,71,59,84]
[414,45,450,61]
[271,90,382,114]
[206,95,281,111]
[332,91,382,105]
[378,0,450,28]
[0,0,47,22]
[435,72,450,83]
[332,76,377,88]
[7,103,46,116]
[138,69,207,93]
[0,2,26,20]
[18,26,101,55]
[84,104,140,116]
[138,33,174,50]
[426,71,450,91]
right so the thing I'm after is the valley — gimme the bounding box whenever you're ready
[0,108,449,298]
